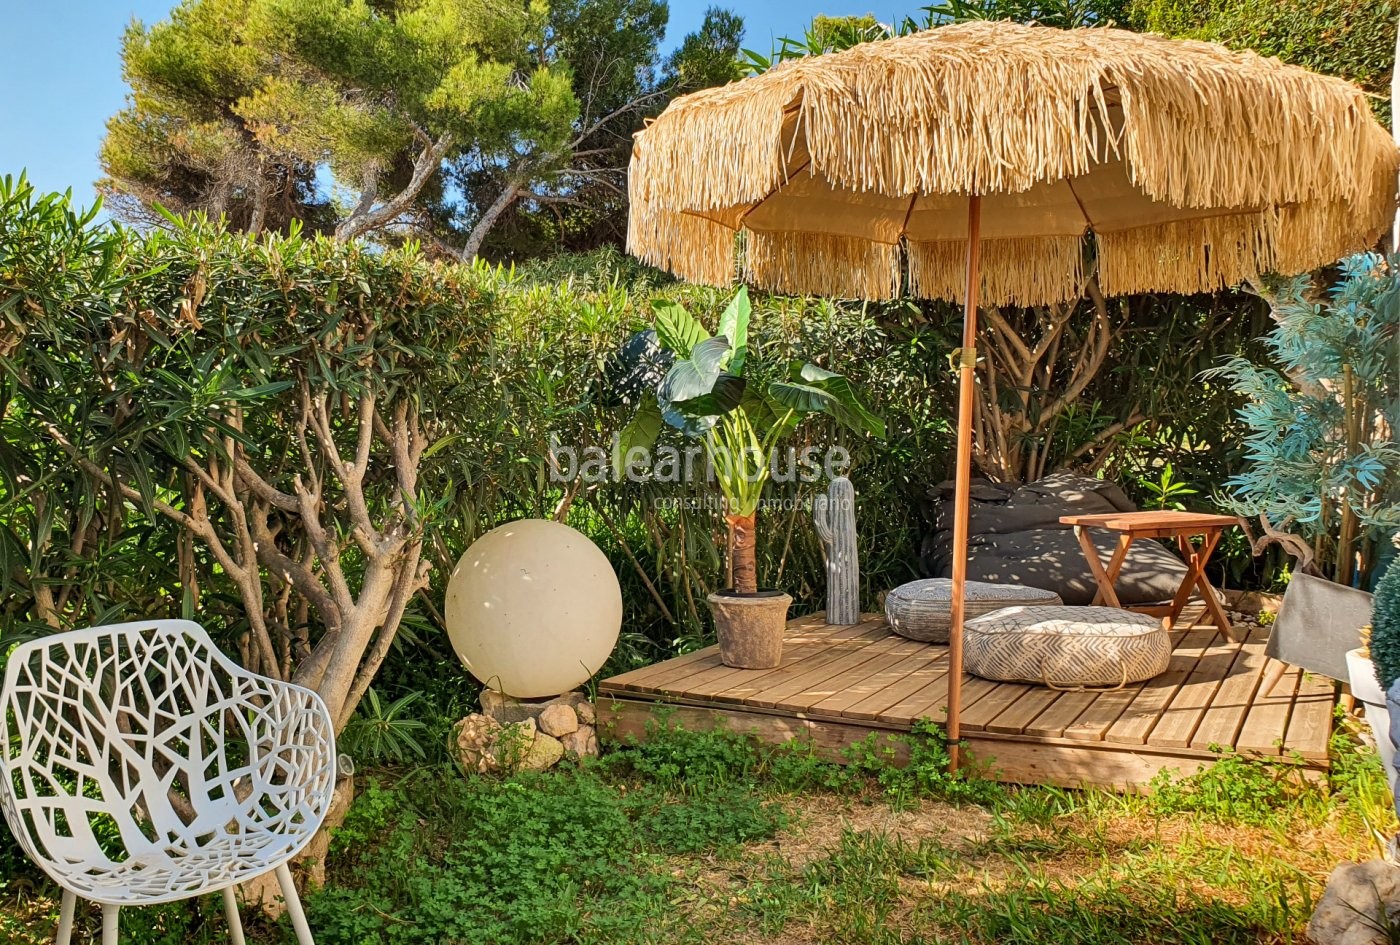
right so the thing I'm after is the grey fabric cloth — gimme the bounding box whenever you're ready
[1266,572,1372,683]
[921,473,1191,606]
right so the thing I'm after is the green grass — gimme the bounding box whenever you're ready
[2,717,1392,945]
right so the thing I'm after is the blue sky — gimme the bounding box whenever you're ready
[0,1,921,212]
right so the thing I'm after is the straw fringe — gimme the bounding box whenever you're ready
[626,145,738,286]
[907,236,1086,306]
[745,232,903,300]
[1097,213,1277,296]
[628,21,1400,300]
[1275,154,1398,274]
[637,22,1394,213]
[626,205,737,287]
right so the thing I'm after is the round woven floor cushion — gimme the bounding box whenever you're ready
[885,578,1061,644]
[964,605,1171,688]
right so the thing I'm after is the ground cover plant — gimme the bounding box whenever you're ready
[1,716,1390,944]
[5,2,1399,941]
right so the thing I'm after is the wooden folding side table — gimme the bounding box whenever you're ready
[1059,510,1244,642]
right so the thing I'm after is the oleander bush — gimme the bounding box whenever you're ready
[0,177,1270,712]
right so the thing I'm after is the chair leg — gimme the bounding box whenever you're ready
[275,863,315,945]
[222,887,246,945]
[101,904,119,945]
[54,889,76,945]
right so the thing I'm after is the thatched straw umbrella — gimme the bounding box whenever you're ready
[626,21,1400,767]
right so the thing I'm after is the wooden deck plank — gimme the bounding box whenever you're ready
[1150,630,1242,749]
[656,620,879,699]
[743,633,915,710]
[1025,689,1102,738]
[1059,684,1148,741]
[604,611,837,692]
[1190,626,1269,752]
[960,680,1036,733]
[707,623,897,708]
[1107,628,1219,745]
[840,655,950,721]
[1284,671,1337,762]
[985,687,1065,735]
[604,647,721,692]
[808,645,945,716]
[1235,662,1301,757]
[888,673,1002,726]
[598,610,1335,791]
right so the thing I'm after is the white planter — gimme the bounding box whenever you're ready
[1347,648,1398,790]
[1389,680,1400,818]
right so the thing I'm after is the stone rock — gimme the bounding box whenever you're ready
[449,714,570,773]
[561,725,599,759]
[480,688,538,724]
[522,732,565,770]
[538,704,579,737]
[480,688,592,726]
[576,701,596,725]
[1309,859,1400,945]
[450,714,505,775]
[497,718,538,767]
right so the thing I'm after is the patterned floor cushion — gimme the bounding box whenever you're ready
[885,578,1062,644]
[963,605,1170,688]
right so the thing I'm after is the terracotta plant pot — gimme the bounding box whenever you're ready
[708,590,793,669]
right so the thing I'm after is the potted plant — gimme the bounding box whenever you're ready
[623,288,884,668]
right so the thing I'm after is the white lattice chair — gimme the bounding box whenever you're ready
[0,620,336,945]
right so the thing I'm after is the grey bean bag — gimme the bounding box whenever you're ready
[886,578,1062,643]
[920,472,1191,606]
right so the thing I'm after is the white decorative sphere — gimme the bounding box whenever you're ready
[444,519,623,698]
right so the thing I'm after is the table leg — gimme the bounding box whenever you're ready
[1103,533,1133,591]
[1165,530,1239,641]
[1192,532,1239,641]
[1162,535,1200,631]
[1075,525,1122,608]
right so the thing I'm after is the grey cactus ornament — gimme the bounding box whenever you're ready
[813,476,860,625]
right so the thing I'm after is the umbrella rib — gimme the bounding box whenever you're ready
[737,158,812,228]
[899,193,917,236]
[1065,177,1096,233]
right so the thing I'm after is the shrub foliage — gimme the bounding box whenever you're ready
[1,179,1269,707]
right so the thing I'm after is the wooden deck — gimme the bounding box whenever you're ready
[597,610,1337,791]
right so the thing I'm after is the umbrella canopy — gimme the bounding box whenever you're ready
[628,22,1399,305]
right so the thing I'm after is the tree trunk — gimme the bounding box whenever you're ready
[727,512,759,595]
[459,182,520,261]
[247,170,269,237]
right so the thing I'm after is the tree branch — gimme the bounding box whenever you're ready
[335,133,454,242]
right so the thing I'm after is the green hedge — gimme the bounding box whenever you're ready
[0,181,1263,684]
[1128,0,1399,124]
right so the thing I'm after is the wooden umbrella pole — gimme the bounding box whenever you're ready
[947,195,982,773]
